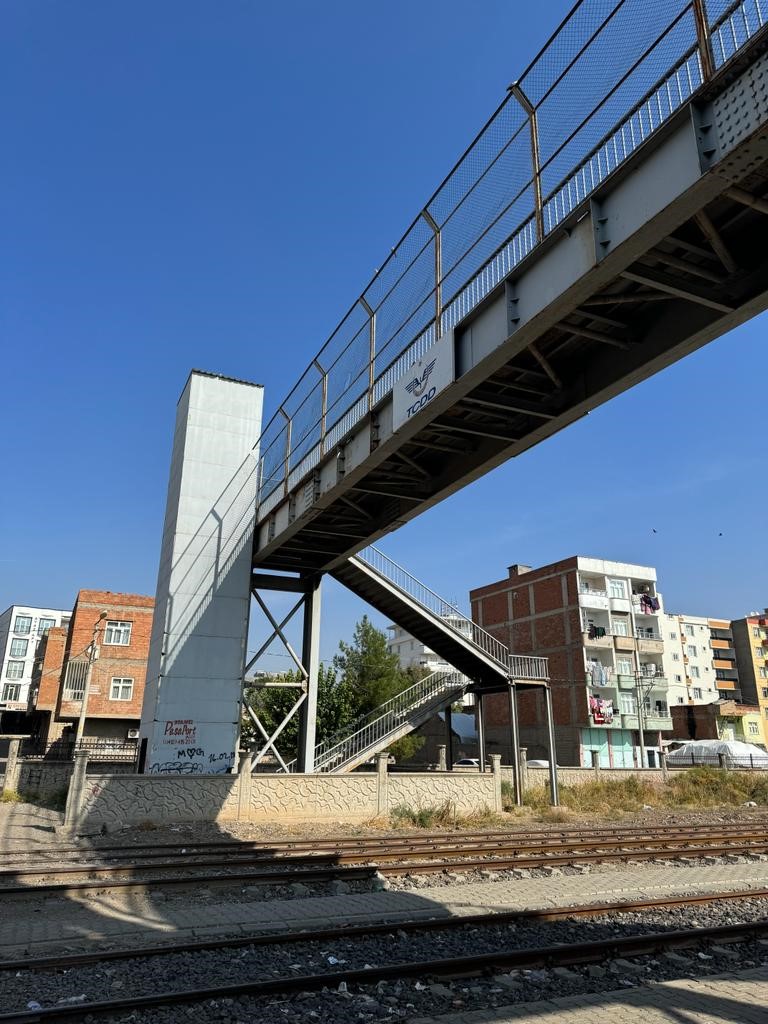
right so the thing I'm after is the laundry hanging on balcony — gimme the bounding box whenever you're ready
[588,625,606,639]
[588,660,611,686]
[589,695,614,724]
[638,594,660,614]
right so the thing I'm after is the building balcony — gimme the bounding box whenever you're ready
[711,638,731,650]
[713,659,736,670]
[579,590,609,611]
[583,630,612,649]
[637,637,664,654]
[609,597,631,613]
[621,712,673,731]
[588,713,621,729]
[614,635,636,653]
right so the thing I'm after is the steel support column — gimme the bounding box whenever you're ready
[297,574,322,773]
[507,683,522,806]
[445,703,454,770]
[543,685,560,807]
[477,693,486,772]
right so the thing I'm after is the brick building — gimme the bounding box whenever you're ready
[671,699,765,747]
[28,590,154,750]
[470,556,672,768]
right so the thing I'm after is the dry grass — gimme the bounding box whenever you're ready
[389,800,501,829]
[0,790,23,803]
[519,767,768,814]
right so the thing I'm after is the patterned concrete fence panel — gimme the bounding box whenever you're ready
[58,759,505,830]
[79,773,241,829]
[388,771,500,815]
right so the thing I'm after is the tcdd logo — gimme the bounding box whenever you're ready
[406,385,437,419]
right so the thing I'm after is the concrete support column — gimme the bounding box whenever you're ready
[659,749,669,781]
[507,683,522,806]
[238,751,254,820]
[297,575,322,774]
[543,685,560,806]
[437,744,447,771]
[490,754,502,812]
[1,738,21,796]
[445,705,454,770]
[62,751,89,833]
[518,746,528,795]
[375,752,389,815]
[591,749,601,777]
[476,694,486,771]
[718,752,728,770]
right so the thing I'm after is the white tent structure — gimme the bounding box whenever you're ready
[667,739,768,770]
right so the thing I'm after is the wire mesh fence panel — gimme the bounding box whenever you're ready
[255,0,766,511]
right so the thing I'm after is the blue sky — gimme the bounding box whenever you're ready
[2,1,766,667]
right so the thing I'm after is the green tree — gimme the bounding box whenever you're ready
[333,615,406,714]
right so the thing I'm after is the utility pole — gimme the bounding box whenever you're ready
[74,612,107,748]
[634,673,647,769]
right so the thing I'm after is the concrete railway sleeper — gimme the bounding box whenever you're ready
[2,916,767,1022]
[5,828,768,881]
[3,838,768,898]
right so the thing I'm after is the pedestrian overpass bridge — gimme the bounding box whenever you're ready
[141,1,768,794]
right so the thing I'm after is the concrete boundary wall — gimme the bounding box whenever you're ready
[59,753,504,831]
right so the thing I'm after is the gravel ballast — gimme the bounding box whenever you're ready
[5,897,768,1018]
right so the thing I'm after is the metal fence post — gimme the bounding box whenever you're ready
[692,0,715,81]
[314,359,328,455]
[360,297,375,410]
[421,210,442,338]
[509,82,544,241]
[280,409,291,496]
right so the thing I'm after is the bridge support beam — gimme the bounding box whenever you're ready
[477,693,486,772]
[544,685,560,807]
[507,683,522,807]
[248,572,324,773]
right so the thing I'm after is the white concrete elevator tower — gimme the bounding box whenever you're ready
[140,371,263,774]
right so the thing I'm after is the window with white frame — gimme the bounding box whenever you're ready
[5,661,24,680]
[608,579,626,599]
[611,618,629,636]
[754,627,761,638]
[616,657,633,675]
[756,647,764,658]
[760,667,768,679]
[37,617,55,634]
[104,621,132,646]
[693,687,703,700]
[687,645,697,657]
[669,631,677,640]
[748,721,760,736]
[1,683,21,702]
[110,677,133,700]
[620,693,636,715]
[13,615,31,635]
[762,687,768,699]
[9,638,28,658]
[675,674,682,682]
[690,666,700,679]
[672,652,680,661]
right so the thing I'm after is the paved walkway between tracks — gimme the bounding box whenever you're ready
[409,966,768,1024]
[3,859,768,956]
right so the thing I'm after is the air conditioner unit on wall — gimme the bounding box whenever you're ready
[127,728,140,739]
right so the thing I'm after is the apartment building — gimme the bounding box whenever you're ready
[662,614,722,706]
[0,605,70,731]
[732,610,768,733]
[27,590,154,749]
[470,556,673,768]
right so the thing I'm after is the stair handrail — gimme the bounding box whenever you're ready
[355,545,511,670]
[316,668,465,772]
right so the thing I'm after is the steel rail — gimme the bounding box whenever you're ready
[9,820,768,861]
[1,887,766,974]
[5,828,768,881]
[3,836,768,897]
[2,917,767,1022]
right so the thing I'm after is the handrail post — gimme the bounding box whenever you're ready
[421,209,442,338]
[314,359,328,455]
[692,0,715,81]
[279,409,291,497]
[509,82,544,242]
[360,297,375,411]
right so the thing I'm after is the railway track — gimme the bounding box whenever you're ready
[1,890,767,1022]
[2,823,768,897]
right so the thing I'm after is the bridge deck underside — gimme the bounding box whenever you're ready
[254,172,768,576]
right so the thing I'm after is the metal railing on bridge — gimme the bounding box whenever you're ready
[283,668,468,774]
[356,545,513,671]
[255,0,766,517]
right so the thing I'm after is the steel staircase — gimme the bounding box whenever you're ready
[303,668,467,773]
[331,546,548,689]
